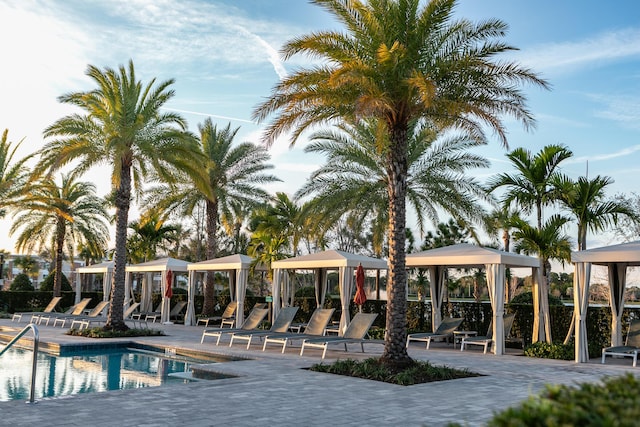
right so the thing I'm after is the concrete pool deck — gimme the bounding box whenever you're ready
[1,318,639,427]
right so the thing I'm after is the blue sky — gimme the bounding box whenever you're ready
[1,0,639,255]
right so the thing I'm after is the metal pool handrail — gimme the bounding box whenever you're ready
[0,323,39,403]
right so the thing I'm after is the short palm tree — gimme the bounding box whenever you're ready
[511,214,572,343]
[298,119,491,246]
[127,214,180,263]
[555,175,638,250]
[0,129,31,217]
[37,60,207,329]
[487,144,573,229]
[253,0,547,365]
[145,118,279,315]
[10,173,109,296]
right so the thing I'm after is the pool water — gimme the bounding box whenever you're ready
[0,346,217,402]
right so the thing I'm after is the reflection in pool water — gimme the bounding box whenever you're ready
[0,347,215,402]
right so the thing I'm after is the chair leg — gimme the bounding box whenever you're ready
[321,345,328,359]
[246,337,253,350]
[426,338,431,350]
[634,352,638,368]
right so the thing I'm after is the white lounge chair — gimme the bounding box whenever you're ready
[201,307,269,345]
[73,302,142,330]
[55,300,110,328]
[300,312,378,359]
[262,308,335,353]
[197,301,238,327]
[229,307,299,349]
[12,296,62,323]
[406,317,463,349]
[460,313,516,353]
[602,318,640,367]
[37,298,93,326]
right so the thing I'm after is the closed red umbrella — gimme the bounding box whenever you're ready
[165,269,173,298]
[354,264,366,312]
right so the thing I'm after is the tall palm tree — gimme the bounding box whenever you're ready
[555,175,638,250]
[487,145,573,229]
[511,214,572,343]
[0,129,31,218]
[298,119,491,246]
[145,119,279,315]
[10,173,109,296]
[249,193,303,257]
[253,0,547,366]
[483,205,520,252]
[37,60,207,330]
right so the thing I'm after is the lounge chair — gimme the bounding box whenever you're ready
[300,312,378,359]
[460,313,516,354]
[197,301,238,327]
[132,302,162,322]
[406,317,463,349]
[54,300,110,328]
[201,307,269,345]
[12,296,63,323]
[145,300,187,323]
[73,302,142,330]
[229,307,299,349]
[262,308,335,353]
[37,298,93,326]
[602,318,640,367]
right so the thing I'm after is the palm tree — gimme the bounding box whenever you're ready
[511,214,572,343]
[145,118,279,315]
[127,213,180,263]
[298,119,491,246]
[555,175,638,250]
[253,0,547,366]
[0,129,31,218]
[487,145,573,230]
[483,205,520,252]
[37,60,207,330]
[10,173,109,296]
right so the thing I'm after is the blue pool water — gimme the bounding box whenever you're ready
[0,345,219,402]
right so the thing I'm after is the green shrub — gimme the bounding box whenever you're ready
[67,327,165,338]
[310,357,479,386]
[509,291,564,306]
[524,341,573,360]
[10,273,34,291]
[39,271,73,292]
[295,286,316,298]
[486,374,640,426]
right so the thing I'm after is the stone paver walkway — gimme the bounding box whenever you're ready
[1,319,637,427]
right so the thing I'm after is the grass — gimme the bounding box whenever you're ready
[309,357,480,386]
[66,327,165,338]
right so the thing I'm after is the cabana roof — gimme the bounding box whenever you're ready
[271,250,388,270]
[125,257,190,273]
[571,241,640,266]
[77,261,114,274]
[187,254,266,271]
[406,243,539,268]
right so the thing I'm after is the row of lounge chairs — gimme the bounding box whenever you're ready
[200,304,379,359]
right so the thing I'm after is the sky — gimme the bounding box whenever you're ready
[1,0,640,260]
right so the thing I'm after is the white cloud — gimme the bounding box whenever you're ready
[515,28,640,75]
[569,144,640,164]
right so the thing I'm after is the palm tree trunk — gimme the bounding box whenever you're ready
[381,125,412,367]
[53,218,65,297]
[202,199,218,316]
[105,166,131,330]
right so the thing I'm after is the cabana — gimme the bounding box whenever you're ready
[125,257,190,323]
[406,243,540,355]
[185,254,264,326]
[76,261,114,303]
[571,241,640,363]
[271,250,388,334]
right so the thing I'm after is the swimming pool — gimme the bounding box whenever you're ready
[0,345,223,402]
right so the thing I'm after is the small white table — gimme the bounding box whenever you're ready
[453,330,477,348]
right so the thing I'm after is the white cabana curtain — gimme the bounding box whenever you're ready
[573,261,591,362]
[103,270,113,302]
[140,273,153,313]
[486,263,506,355]
[532,266,551,343]
[272,269,282,321]
[339,266,354,334]
[315,268,327,307]
[236,267,248,327]
[608,262,628,347]
[161,273,171,323]
[228,272,237,302]
[428,266,445,332]
[185,271,196,326]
